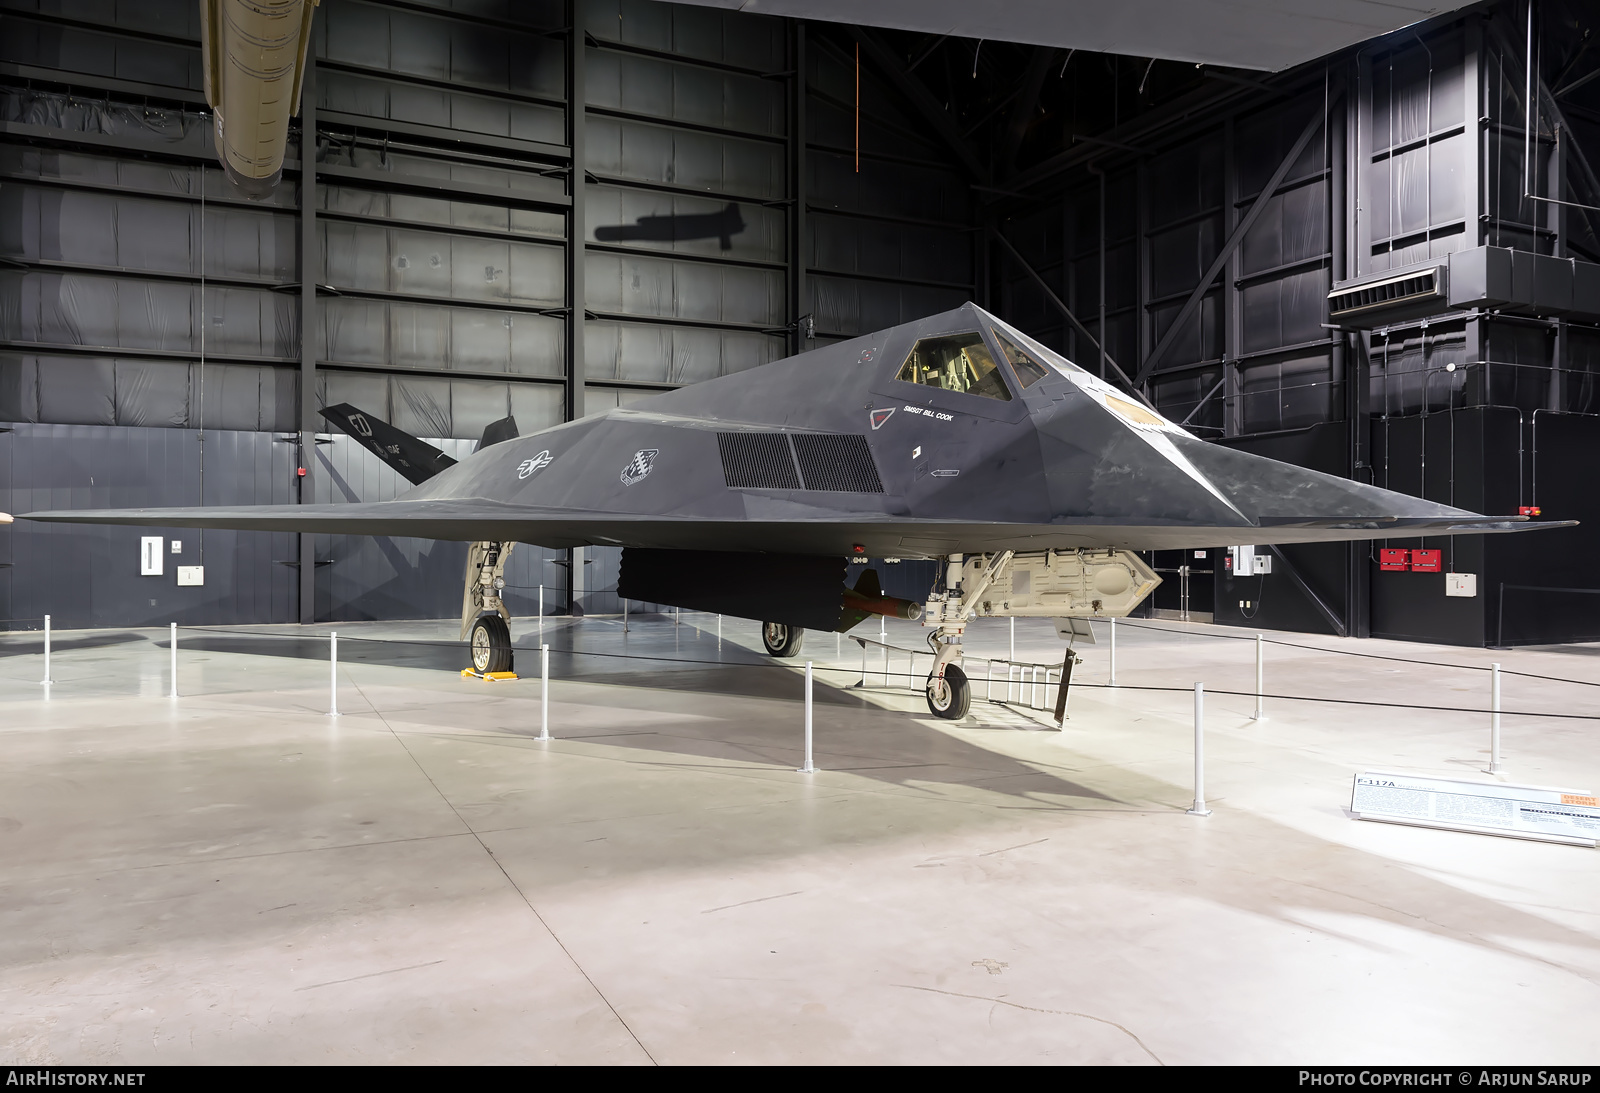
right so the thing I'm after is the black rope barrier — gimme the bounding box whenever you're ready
[135,621,1600,723]
[1110,617,1600,689]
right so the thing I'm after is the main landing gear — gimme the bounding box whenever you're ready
[462,540,515,674]
[761,621,805,658]
[470,614,513,674]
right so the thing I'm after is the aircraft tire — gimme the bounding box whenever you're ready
[926,663,971,720]
[761,621,805,658]
[470,614,513,674]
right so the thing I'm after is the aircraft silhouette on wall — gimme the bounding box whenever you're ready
[594,202,747,250]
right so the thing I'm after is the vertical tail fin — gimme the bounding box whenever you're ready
[318,403,457,485]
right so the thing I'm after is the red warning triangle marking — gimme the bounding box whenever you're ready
[869,408,894,430]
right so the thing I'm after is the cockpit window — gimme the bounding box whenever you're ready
[895,332,1012,401]
[993,331,1050,389]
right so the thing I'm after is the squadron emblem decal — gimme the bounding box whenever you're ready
[517,450,553,479]
[869,408,895,430]
[621,449,659,486]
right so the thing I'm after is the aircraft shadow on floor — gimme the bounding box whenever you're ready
[169,624,872,706]
[0,631,151,657]
[167,622,1117,802]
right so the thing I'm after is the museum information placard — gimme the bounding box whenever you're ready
[1351,771,1600,846]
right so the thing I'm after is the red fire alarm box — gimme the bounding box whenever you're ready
[1519,505,1541,516]
[1410,549,1442,573]
[1380,548,1410,571]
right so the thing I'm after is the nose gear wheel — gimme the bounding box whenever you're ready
[926,663,971,719]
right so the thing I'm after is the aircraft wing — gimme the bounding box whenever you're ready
[16,498,1565,556]
[13,302,1580,558]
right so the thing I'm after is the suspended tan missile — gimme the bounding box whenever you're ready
[199,0,319,199]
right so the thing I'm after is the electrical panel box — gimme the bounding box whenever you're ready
[1410,549,1442,573]
[1230,545,1256,576]
[176,566,205,587]
[1445,572,1477,597]
[140,537,164,576]
[1254,554,1273,574]
[1379,548,1409,571]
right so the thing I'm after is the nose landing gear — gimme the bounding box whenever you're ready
[925,662,971,719]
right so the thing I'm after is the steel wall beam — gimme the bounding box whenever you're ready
[298,57,318,625]
[564,1,586,615]
[848,28,990,184]
[565,7,586,425]
[1134,104,1327,387]
[999,48,1054,179]
[790,22,809,355]
[1268,545,1348,638]
[989,229,1151,402]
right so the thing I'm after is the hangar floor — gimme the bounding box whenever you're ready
[1,612,1598,1065]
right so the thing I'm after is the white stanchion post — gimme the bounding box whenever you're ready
[1109,616,1117,686]
[860,638,867,686]
[675,605,680,627]
[539,643,550,741]
[1187,683,1211,816]
[41,614,52,685]
[169,622,178,698]
[798,661,815,773]
[1010,617,1016,663]
[1487,662,1504,774]
[622,597,628,633]
[538,584,544,632]
[329,631,339,716]
[1252,633,1266,721]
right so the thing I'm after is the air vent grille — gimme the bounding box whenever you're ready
[718,432,886,493]
[1328,267,1441,319]
[717,432,800,489]
[792,433,885,493]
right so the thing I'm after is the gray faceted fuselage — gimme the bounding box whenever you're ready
[396,303,1493,557]
[22,303,1536,553]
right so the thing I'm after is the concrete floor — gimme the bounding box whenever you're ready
[2,612,1598,1065]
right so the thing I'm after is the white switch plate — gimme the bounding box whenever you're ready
[1445,572,1477,597]
[177,566,205,587]
[140,537,163,576]
[171,540,182,554]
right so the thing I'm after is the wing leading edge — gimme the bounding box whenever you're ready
[15,499,1567,556]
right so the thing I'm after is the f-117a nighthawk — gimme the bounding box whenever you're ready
[17,303,1561,718]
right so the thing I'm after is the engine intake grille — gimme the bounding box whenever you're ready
[717,432,800,489]
[792,433,885,493]
[717,432,885,493]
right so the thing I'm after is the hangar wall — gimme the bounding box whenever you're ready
[2,0,1598,648]
[0,0,959,627]
[987,3,1600,646]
